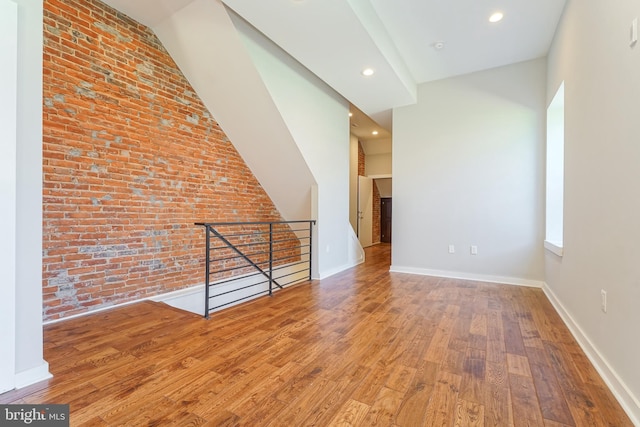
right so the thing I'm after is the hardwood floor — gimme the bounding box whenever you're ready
[2,244,633,426]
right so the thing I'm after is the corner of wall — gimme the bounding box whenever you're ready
[14,362,53,389]
[14,0,47,384]
[542,284,640,425]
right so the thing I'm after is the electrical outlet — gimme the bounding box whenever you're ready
[448,244,455,254]
[470,245,478,255]
[601,289,607,313]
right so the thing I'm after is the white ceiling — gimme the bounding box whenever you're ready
[102,0,566,138]
[370,0,566,84]
[108,0,193,27]
[221,0,567,132]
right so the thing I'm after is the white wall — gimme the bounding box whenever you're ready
[234,15,355,278]
[153,0,316,223]
[12,0,50,389]
[375,178,392,198]
[0,0,18,394]
[545,0,640,422]
[392,59,546,285]
[349,134,359,232]
[366,152,392,176]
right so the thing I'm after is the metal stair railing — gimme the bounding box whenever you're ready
[195,220,315,318]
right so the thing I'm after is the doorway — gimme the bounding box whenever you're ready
[381,198,392,243]
[357,176,373,247]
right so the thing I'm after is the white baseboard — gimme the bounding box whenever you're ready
[155,262,313,315]
[386,266,639,423]
[318,260,362,280]
[346,226,365,273]
[45,263,313,324]
[157,259,365,313]
[14,361,52,389]
[542,284,640,426]
[151,283,205,316]
[44,295,154,325]
[389,265,545,288]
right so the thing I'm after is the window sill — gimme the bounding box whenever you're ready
[544,240,564,257]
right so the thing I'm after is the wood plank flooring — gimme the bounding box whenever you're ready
[1,244,633,426]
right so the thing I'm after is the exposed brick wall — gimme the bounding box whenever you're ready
[372,183,381,244]
[358,141,365,176]
[42,0,288,321]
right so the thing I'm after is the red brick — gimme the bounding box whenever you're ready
[42,0,295,321]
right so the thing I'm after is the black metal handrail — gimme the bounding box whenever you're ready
[195,220,316,318]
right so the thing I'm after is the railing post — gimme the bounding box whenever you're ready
[268,223,273,296]
[308,221,313,281]
[204,225,211,319]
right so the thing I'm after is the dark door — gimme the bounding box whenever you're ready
[380,198,392,243]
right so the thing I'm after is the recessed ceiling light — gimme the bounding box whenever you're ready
[361,68,375,77]
[372,130,379,135]
[489,12,504,23]
[433,41,445,50]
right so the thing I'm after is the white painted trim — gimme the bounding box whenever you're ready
[388,265,545,288]
[387,266,639,422]
[318,260,363,280]
[150,284,204,301]
[368,174,392,179]
[14,362,52,389]
[45,263,315,323]
[44,293,158,325]
[151,283,205,316]
[152,261,316,314]
[544,240,564,257]
[542,284,640,425]
[0,0,18,395]
[344,225,365,276]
